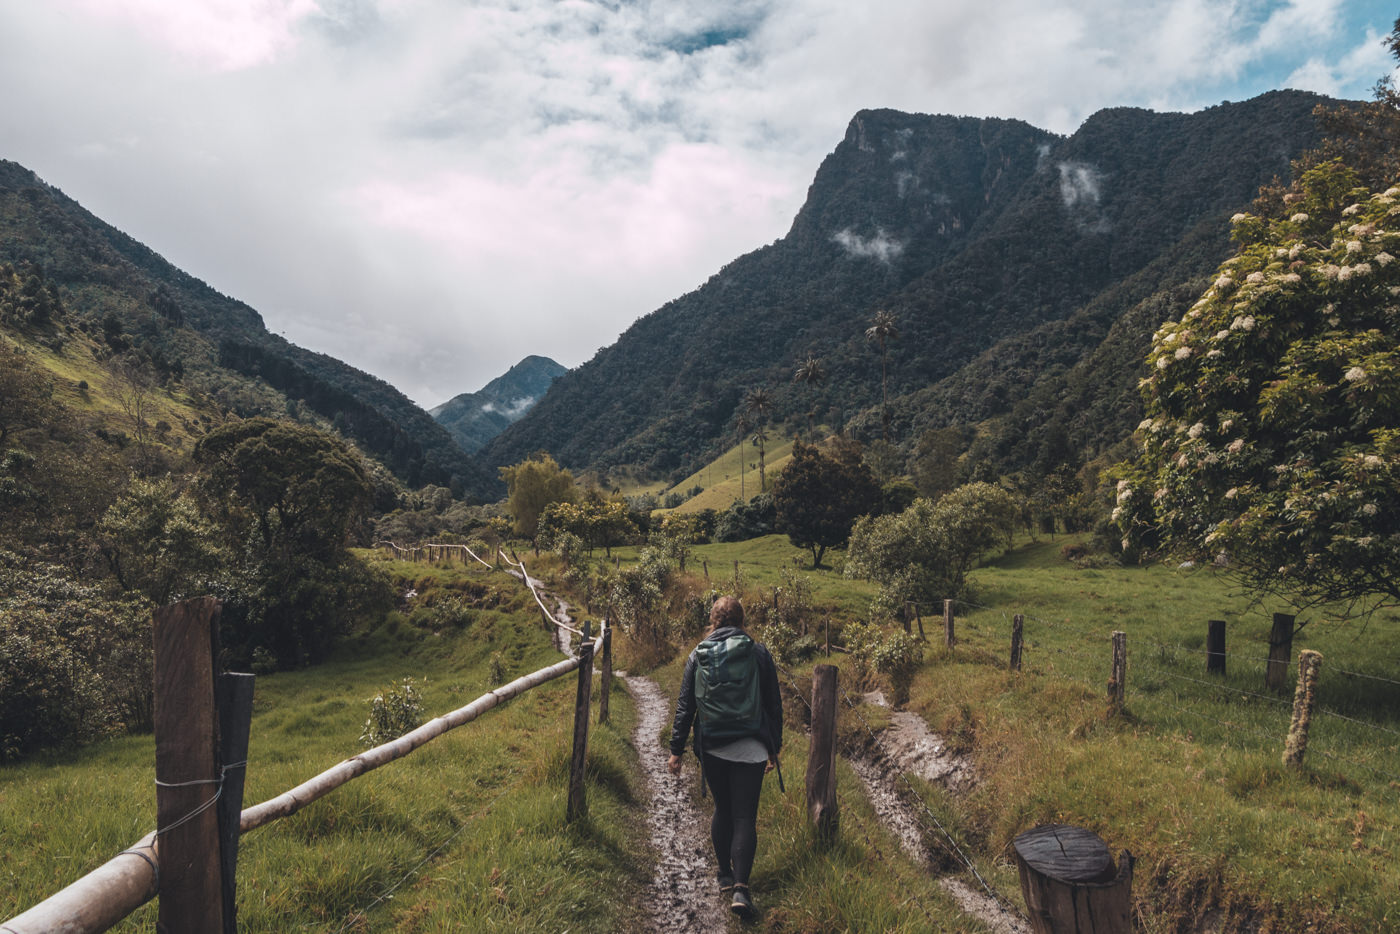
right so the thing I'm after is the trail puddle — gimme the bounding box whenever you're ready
[621,674,731,934]
[853,692,1029,934]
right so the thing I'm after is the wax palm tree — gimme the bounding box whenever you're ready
[742,387,773,492]
[792,356,827,441]
[864,310,899,442]
[735,411,752,501]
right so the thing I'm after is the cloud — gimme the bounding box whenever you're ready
[0,0,1393,407]
[833,228,905,263]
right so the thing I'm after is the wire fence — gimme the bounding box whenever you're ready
[939,597,1400,787]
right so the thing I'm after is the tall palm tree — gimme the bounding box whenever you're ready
[735,411,752,501]
[742,387,773,492]
[792,356,827,441]
[865,310,899,442]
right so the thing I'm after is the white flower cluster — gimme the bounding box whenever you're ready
[1291,213,1310,223]
[1229,315,1255,331]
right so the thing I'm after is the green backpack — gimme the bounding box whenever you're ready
[694,632,763,743]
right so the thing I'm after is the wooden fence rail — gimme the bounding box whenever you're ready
[2,624,603,934]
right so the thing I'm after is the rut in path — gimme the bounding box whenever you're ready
[622,674,731,934]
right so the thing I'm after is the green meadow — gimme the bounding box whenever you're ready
[5,539,1397,931]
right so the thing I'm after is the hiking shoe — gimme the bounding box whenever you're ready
[730,885,755,919]
[717,873,735,893]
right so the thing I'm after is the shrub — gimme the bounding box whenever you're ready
[360,677,424,747]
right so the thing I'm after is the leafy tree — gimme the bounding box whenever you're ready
[96,477,226,605]
[773,439,880,567]
[865,310,899,441]
[910,426,964,500]
[498,451,576,540]
[1118,161,1400,617]
[194,418,383,666]
[846,482,1017,613]
[792,355,827,440]
[715,492,777,543]
[539,496,637,556]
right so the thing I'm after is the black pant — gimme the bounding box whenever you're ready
[701,755,766,886]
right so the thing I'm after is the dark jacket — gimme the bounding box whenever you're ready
[669,626,783,760]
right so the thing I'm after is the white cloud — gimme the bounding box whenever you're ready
[833,228,905,264]
[0,0,1393,406]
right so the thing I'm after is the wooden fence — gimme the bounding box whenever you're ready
[2,551,608,934]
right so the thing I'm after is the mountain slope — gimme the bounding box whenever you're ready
[482,90,1334,480]
[0,160,493,499]
[431,355,566,453]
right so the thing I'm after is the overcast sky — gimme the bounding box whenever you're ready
[1,1,1395,407]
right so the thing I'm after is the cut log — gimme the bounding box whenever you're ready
[1014,824,1134,934]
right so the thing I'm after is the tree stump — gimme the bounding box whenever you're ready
[1013,824,1134,933]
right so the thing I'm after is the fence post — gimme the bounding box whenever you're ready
[215,672,255,934]
[806,664,839,840]
[944,599,956,648]
[567,639,596,822]
[1108,631,1127,713]
[153,597,224,933]
[703,559,709,579]
[1266,613,1295,692]
[914,603,925,642]
[1207,620,1226,675]
[598,624,612,726]
[824,614,831,657]
[1283,650,1323,769]
[1010,614,1024,671]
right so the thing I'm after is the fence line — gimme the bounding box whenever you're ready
[3,550,607,934]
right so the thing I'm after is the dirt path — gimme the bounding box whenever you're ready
[621,673,731,934]
[853,692,1029,934]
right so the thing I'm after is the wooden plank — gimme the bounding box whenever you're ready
[805,665,839,839]
[1207,620,1226,675]
[1266,613,1294,692]
[567,641,595,821]
[598,626,612,725]
[1010,614,1024,671]
[215,672,255,934]
[153,597,223,934]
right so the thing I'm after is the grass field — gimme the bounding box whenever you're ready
[6,536,1397,931]
[651,533,1400,932]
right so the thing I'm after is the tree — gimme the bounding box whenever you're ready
[743,387,773,492]
[846,482,1017,613]
[1117,161,1400,618]
[793,356,827,440]
[910,426,964,500]
[772,439,880,567]
[194,418,382,666]
[498,451,576,540]
[734,411,752,501]
[96,477,226,605]
[865,310,899,442]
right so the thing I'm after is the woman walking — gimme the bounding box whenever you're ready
[668,595,783,918]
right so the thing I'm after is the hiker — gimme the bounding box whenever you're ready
[668,595,783,919]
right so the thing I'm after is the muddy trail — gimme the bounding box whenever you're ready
[851,692,1030,934]
[622,674,732,934]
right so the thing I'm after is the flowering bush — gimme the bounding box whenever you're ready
[1118,161,1400,614]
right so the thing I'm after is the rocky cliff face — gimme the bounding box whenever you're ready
[483,90,1334,481]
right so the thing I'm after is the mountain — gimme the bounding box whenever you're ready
[0,159,494,499]
[481,90,1336,483]
[430,355,566,453]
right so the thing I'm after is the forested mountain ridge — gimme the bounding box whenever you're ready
[431,355,566,453]
[482,90,1336,482]
[0,160,494,499]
